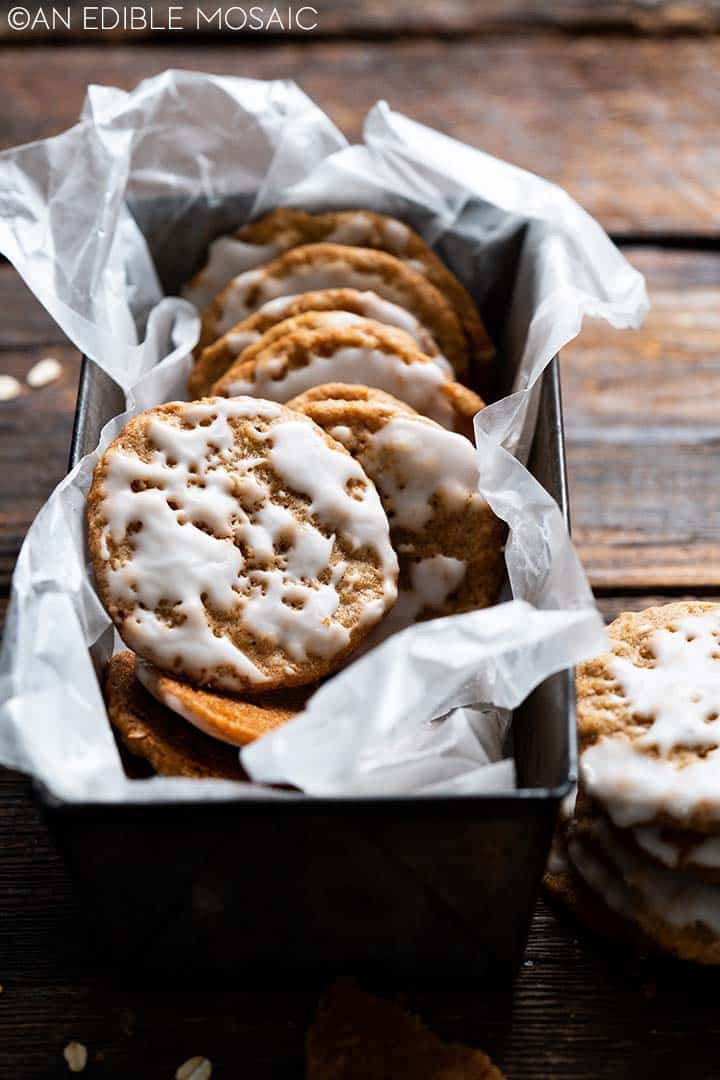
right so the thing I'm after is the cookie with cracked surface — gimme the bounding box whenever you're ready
[307,979,506,1080]
[578,601,720,834]
[183,207,493,374]
[104,651,246,779]
[135,656,312,747]
[197,242,470,376]
[212,322,483,438]
[188,287,446,399]
[288,384,504,645]
[88,396,398,694]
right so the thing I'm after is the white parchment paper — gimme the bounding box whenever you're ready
[0,71,647,802]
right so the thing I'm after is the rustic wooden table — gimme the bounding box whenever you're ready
[3,4,720,1076]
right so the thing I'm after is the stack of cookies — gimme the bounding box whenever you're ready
[89,208,504,780]
[547,601,720,964]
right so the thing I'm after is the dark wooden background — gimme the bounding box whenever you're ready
[3,3,720,1076]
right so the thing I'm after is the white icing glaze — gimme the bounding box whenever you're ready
[325,213,375,246]
[634,825,720,870]
[410,555,466,611]
[224,328,262,353]
[267,418,397,588]
[567,835,637,921]
[582,611,720,826]
[183,236,282,310]
[214,261,427,338]
[97,398,397,690]
[581,817,720,936]
[223,344,457,429]
[380,218,412,254]
[353,556,468,657]
[366,417,482,531]
[632,826,680,868]
[248,290,446,366]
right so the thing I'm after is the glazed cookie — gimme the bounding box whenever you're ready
[183,207,493,371]
[577,602,720,833]
[307,980,506,1080]
[212,322,484,438]
[105,651,246,780]
[197,243,470,376]
[544,831,652,955]
[570,810,720,965]
[135,657,311,747]
[188,287,446,399]
[88,397,399,693]
[630,823,720,885]
[288,384,504,642]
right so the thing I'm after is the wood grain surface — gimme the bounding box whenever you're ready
[3,21,720,1078]
[3,0,720,39]
[563,247,720,588]
[2,37,720,235]
[2,248,719,594]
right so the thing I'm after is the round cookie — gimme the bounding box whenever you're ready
[631,823,720,885]
[287,384,504,644]
[188,287,446,399]
[104,651,246,780]
[88,397,399,694]
[197,243,470,376]
[183,208,493,372]
[135,657,312,747]
[571,809,720,964]
[544,832,652,955]
[578,602,720,833]
[211,322,484,438]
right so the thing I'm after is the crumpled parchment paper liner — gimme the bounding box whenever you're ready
[0,71,647,802]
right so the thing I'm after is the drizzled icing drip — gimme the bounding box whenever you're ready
[366,417,482,531]
[224,345,455,429]
[582,611,720,826]
[96,398,397,690]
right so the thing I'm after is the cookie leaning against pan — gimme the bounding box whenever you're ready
[211,321,484,438]
[188,287,447,399]
[197,243,470,377]
[183,207,494,370]
[87,396,398,694]
[288,384,505,642]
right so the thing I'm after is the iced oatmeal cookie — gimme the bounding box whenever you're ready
[188,287,447,399]
[88,397,398,693]
[288,384,504,642]
[212,321,484,438]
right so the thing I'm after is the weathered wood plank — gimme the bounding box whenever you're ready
[2,39,720,235]
[563,247,720,588]
[2,751,720,1079]
[0,265,80,590]
[2,249,720,594]
[2,0,720,40]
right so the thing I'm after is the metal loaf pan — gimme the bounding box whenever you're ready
[39,352,574,981]
[40,193,576,978]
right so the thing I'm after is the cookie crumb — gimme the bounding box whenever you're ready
[27,357,63,388]
[176,1057,212,1080]
[0,375,21,401]
[63,1041,87,1072]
